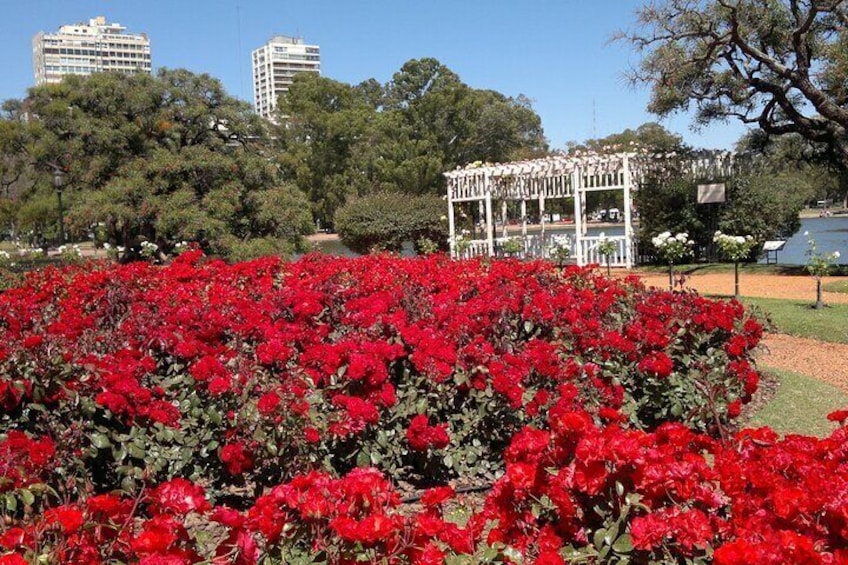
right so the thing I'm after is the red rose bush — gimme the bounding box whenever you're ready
[1,252,838,563]
[0,253,760,493]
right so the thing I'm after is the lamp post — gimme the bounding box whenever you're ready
[53,169,65,245]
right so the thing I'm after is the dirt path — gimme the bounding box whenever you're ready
[758,334,848,393]
[633,271,848,304]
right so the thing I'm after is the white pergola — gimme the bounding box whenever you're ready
[444,151,736,267]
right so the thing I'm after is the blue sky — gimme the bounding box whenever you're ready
[0,0,748,151]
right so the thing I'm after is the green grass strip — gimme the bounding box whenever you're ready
[748,368,848,437]
[823,279,848,294]
[743,297,848,344]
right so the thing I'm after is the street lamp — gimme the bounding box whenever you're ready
[53,169,65,245]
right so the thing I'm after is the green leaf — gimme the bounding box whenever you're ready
[593,527,607,548]
[5,493,17,512]
[20,489,35,506]
[356,449,370,468]
[90,433,112,449]
[612,533,633,553]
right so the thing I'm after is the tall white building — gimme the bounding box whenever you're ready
[252,35,320,121]
[33,16,151,86]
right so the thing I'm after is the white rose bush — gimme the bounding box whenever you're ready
[652,231,694,290]
[713,231,759,298]
[548,234,572,267]
[596,232,617,276]
[804,231,842,309]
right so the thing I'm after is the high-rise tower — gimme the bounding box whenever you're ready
[252,35,320,121]
[33,16,151,86]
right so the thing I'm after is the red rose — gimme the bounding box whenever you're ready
[220,443,254,475]
[44,504,84,534]
[149,478,210,516]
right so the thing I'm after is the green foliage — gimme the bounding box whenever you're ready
[738,131,845,206]
[334,192,448,254]
[625,0,848,164]
[2,70,313,261]
[502,237,523,255]
[276,59,548,226]
[596,234,617,260]
[638,173,806,262]
[717,174,807,242]
[636,178,705,255]
[570,122,687,154]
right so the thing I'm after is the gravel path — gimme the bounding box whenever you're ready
[633,272,848,303]
[758,334,848,393]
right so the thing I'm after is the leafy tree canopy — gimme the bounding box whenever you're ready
[622,0,848,162]
[1,69,313,258]
[569,122,689,154]
[276,58,549,226]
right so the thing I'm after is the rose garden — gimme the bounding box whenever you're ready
[1,248,847,564]
[3,1,848,562]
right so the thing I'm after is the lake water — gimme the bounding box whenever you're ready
[759,216,848,265]
[310,217,848,266]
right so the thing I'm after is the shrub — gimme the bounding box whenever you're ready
[0,253,761,504]
[5,413,848,563]
[334,192,448,254]
[8,254,848,564]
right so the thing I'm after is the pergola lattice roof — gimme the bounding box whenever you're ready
[443,150,739,266]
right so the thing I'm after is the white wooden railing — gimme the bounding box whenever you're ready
[578,235,629,267]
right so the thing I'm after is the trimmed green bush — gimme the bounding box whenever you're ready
[334,192,448,254]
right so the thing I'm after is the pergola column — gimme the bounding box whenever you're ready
[447,189,456,257]
[572,168,584,266]
[623,155,634,268]
[478,201,485,239]
[520,200,527,235]
[539,190,546,249]
[485,173,494,256]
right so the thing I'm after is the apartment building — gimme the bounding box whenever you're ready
[252,35,320,121]
[33,16,151,86]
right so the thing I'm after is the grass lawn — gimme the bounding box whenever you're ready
[823,278,848,294]
[748,368,848,437]
[743,297,848,344]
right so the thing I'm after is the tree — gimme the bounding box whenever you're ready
[738,129,842,205]
[571,122,689,214]
[571,122,688,154]
[623,1,848,166]
[2,70,313,259]
[275,73,374,228]
[276,59,548,225]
